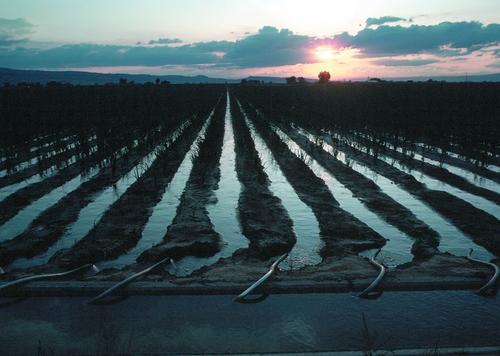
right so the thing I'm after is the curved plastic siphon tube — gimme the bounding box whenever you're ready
[234,253,288,302]
[0,264,99,292]
[359,249,386,299]
[88,258,173,305]
[467,248,499,296]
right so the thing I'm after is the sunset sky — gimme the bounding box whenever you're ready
[1,0,499,79]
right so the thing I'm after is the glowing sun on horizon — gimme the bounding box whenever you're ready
[314,46,335,62]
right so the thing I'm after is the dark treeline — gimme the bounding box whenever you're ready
[0,84,225,156]
[233,82,500,163]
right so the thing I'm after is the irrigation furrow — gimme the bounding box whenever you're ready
[0,131,145,226]
[8,139,162,270]
[241,108,322,270]
[350,133,500,205]
[229,95,296,258]
[416,141,500,169]
[278,123,440,259]
[48,109,213,268]
[0,122,188,267]
[0,132,59,158]
[335,133,500,218]
[0,136,99,189]
[296,127,494,261]
[138,96,227,263]
[398,140,500,185]
[239,99,385,257]
[121,92,248,276]
[0,134,80,173]
[307,129,500,257]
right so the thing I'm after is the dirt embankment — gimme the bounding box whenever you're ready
[138,97,227,263]
[0,121,188,267]
[48,110,212,269]
[279,123,440,259]
[315,130,500,257]
[230,95,296,259]
[0,135,99,189]
[351,132,500,205]
[238,99,385,258]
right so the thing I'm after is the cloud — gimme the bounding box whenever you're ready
[487,61,500,68]
[222,26,313,67]
[365,16,406,27]
[372,58,440,66]
[0,17,499,72]
[0,17,34,47]
[336,21,500,57]
[148,38,182,45]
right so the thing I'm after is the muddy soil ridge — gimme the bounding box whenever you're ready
[364,133,500,184]
[138,96,228,263]
[48,108,214,269]
[0,135,99,189]
[230,94,296,259]
[238,98,386,258]
[0,134,80,173]
[0,121,188,268]
[276,122,440,259]
[349,132,500,205]
[313,129,500,257]
[0,127,156,226]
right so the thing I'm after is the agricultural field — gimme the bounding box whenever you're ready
[0,82,499,298]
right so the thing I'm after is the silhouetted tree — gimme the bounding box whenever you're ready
[286,76,297,85]
[318,71,331,84]
[297,77,306,84]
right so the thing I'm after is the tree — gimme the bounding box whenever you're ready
[297,77,306,84]
[318,71,331,84]
[286,76,297,85]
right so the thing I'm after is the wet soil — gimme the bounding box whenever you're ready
[239,99,386,257]
[230,95,296,258]
[138,98,227,262]
[48,113,210,269]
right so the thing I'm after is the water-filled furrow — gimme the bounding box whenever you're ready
[272,126,415,267]
[8,125,191,271]
[415,141,500,168]
[241,110,322,270]
[354,133,500,194]
[327,130,500,218]
[1,123,188,269]
[356,133,500,186]
[0,142,79,178]
[0,170,100,243]
[279,124,440,260]
[0,134,141,226]
[137,97,227,264]
[168,94,248,276]
[98,121,209,271]
[348,133,500,207]
[0,134,80,174]
[227,96,296,259]
[298,128,494,261]
[0,146,96,198]
[0,138,100,189]
[304,128,500,257]
[48,110,212,268]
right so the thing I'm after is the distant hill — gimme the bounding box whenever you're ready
[381,73,500,82]
[0,67,499,85]
[0,68,242,85]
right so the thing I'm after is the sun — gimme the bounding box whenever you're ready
[314,46,335,62]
